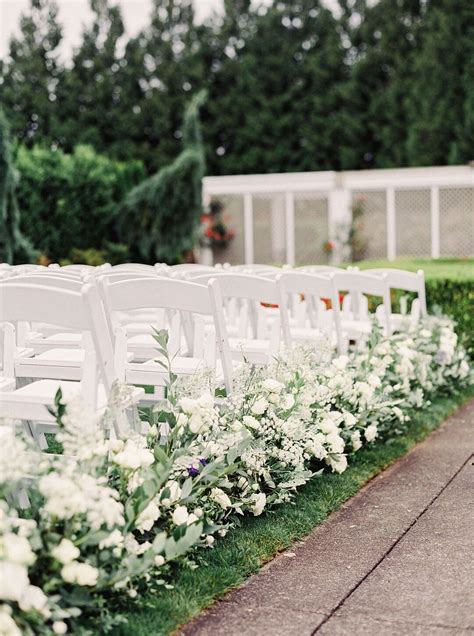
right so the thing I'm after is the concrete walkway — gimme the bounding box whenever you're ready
[183,400,474,636]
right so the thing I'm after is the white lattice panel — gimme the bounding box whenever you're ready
[294,194,329,265]
[439,188,474,257]
[253,193,286,264]
[395,189,431,257]
[352,191,387,259]
[211,195,245,265]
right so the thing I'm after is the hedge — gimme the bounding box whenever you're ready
[16,144,145,262]
[425,278,474,359]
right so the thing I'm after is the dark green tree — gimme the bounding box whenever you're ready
[0,0,63,147]
[58,0,125,152]
[116,91,206,263]
[406,0,474,165]
[0,108,37,264]
[202,0,347,175]
[338,0,424,170]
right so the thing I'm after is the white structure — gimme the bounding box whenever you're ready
[203,164,474,264]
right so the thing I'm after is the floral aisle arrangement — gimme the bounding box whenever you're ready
[0,317,472,635]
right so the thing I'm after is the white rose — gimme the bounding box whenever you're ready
[318,418,338,434]
[0,608,22,636]
[61,562,99,587]
[365,424,378,442]
[250,493,266,516]
[210,488,232,510]
[243,415,260,430]
[283,394,295,410]
[51,539,80,565]
[136,502,161,533]
[205,535,215,546]
[344,412,357,429]
[326,433,345,454]
[351,431,362,451]
[172,505,190,526]
[251,397,268,415]
[2,534,36,566]
[262,379,283,393]
[179,397,197,414]
[154,555,165,567]
[327,454,348,474]
[0,562,29,601]
[332,355,349,370]
[52,622,68,634]
[188,413,204,434]
[19,585,50,618]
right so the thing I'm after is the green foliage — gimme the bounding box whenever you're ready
[0,107,37,263]
[115,387,474,636]
[2,0,473,174]
[15,144,145,261]
[356,258,474,358]
[116,91,206,264]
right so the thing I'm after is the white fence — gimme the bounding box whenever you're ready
[202,165,474,264]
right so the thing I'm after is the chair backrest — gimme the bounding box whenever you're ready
[2,274,83,290]
[0,282,115,393]
[330,271,392,335]
[276,272,344,354]
[363,268,427,315]
[110,263,156,274]
[208,273,280,305]
[100,277,233,393]
[168,264,215,273]
[294,265,342,273]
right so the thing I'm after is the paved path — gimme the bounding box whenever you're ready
[183,400,474,636]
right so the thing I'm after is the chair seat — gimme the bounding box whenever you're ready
[125,356,212,385]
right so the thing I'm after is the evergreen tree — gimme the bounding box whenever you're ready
[0,0,63,147]
[58,0,125,152]
[338,0,424,170]
[203,0,347,175]
[406,0,474,165]
[116,91,206,263]
[0,108,37,264]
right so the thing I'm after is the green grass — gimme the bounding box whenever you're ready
[352,257,474,281]
[113,386,474,636]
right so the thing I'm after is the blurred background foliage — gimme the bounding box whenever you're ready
[0,0,473,263]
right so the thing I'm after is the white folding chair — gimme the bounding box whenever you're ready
[330,271,392,341]
[277,272,345,355]
[207,274,282,365]
[0,282,143,439]
[100,277,233,396]
[364,268,427,329]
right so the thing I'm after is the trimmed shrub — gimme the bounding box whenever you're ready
[116,91,206,264]
[425,278,474,359]
[16,144,145,262]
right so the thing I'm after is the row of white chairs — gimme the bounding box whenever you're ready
[0,262,427,444]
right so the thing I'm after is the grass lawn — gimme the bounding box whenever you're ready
[352,257,474,281]
[113,385,474,636]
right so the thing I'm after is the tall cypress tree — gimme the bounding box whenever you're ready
[59,0,125,153]
[406,0,474,165]
[0,108,37,264]
[0,0,63,148]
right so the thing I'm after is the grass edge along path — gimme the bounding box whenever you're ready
[115,387,474,636]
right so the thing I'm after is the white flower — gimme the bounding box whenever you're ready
[172,505,190,526]
[0,562,29,602]
[344,412,357,429]
[327,454,348,474]
[263,379,284,393]
[332,355,349,370]
[326,433,345,454]
[51,539,80,565]
[250,493,266,516]
[113,440,154,470]
[243,415,260,430]
[351,431,362,451]
[99,530,124,550]
[205,535,215,546]
[365,424,378,442]
[136,502,161,533]
[283,394,295,410]
[61,562,99,587]
[19,585,50,618]
[251,397,268,415]
[52,622,68,634]
[210,488,232,510]
[318,418,338,435]
[154,555,165,567]
[0,607,22,636]
[2,534,36,566]
[164,480,182,504]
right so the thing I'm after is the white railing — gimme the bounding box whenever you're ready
[203,164,474,264]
